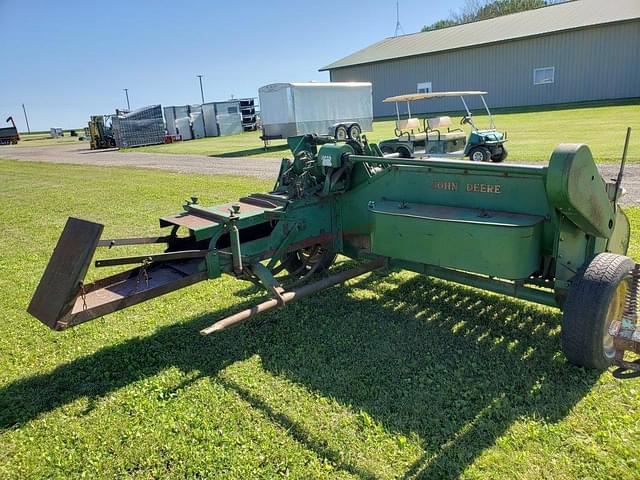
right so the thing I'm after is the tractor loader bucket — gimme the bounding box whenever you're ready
[28,217,207,331]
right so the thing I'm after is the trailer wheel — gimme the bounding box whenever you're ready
[469,146,491,162]
[347,123,361,140]
[491,146,508,162]
[561,253,633,369]
[334,125,348,141]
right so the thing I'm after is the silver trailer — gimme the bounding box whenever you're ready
[258,82,373,139]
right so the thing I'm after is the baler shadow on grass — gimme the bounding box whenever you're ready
[0,270,597,478]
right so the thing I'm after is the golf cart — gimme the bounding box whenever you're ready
[378,91,508,162]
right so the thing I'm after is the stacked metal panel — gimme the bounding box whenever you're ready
[239,98,257,131]
[163,101,243,139]
[214,101,243,136]
[189,105,206,139]
[202,103,219,137]
[112,105,165,148]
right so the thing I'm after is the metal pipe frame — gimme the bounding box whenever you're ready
[393,259,558,308]
[200,259,386,335]
[348,154,547,176]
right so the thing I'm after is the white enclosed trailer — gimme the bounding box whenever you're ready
[258,82,373,139]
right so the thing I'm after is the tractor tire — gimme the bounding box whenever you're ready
[347,123,361,140]
[334,125,348,141]
[561,253,634,369]
[469,146,491,162]
[491,146,508,163]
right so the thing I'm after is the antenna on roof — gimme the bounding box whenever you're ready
[394,1,404,37]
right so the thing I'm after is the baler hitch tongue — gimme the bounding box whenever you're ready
[610,263,640,378]
[27,217,207,331]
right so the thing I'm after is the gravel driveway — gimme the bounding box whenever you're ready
[1,143,281,179]
[2,143,638,206]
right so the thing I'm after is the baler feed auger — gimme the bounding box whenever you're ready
[28,132,639,376]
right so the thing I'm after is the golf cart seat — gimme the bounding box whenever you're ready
[396,118,428,141]
[426,116,466,141]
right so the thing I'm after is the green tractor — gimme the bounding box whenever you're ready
[378,91,508,162]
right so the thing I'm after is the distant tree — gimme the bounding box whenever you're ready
[421,0,561,32]
[422,19,458,32]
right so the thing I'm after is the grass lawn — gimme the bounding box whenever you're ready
[1,160,639,479]
[129,99,640,162]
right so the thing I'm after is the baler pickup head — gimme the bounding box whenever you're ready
[28,217,207,330]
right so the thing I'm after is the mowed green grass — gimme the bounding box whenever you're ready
[1,159,639,479]
[130,100,640,162]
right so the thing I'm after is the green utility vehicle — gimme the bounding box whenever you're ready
[378,91,508,162]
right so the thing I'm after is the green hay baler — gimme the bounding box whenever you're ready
[28,133,639,375]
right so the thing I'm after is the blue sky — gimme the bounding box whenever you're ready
[0,0,464,131]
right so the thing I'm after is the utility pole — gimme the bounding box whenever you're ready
[394,1,404,37]
[197,75,205,104]
[123,88,130,110]
[22,103,31,133]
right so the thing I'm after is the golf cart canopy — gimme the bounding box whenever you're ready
[383,91,488,103]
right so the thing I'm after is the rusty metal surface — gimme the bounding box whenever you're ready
[61,258,206,330]
[97,236,172,248]
[239,196,282,209]
[160,212,217,230]
[95,250,208,268]
[28,218,104,329]
[200,258,386,335]
[160,198,279,232]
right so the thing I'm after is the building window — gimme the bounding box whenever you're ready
[533,67,555,85]
[417,82,432,93]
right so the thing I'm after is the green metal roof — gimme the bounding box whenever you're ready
[320,0,640,71]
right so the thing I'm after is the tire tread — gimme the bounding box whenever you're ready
[561,253,633,369]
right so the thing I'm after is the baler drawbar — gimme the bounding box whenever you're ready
[28,133,639,375]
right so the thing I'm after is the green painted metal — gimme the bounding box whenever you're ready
[393,259,558,307]
[370,200,543,279]
[28,133,631,330]
[173,141,626,303]
[317,143,351,168]
[547,144,615,238]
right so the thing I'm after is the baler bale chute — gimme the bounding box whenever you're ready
[28,131,640,375]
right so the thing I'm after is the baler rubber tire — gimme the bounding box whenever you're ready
[561,253,634,369]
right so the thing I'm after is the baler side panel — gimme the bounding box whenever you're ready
[339,162,553,279]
